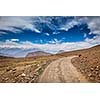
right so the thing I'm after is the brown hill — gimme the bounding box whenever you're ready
[26,51,51,57]
[0,44,100,83]
[71,44,100,82]
[57,50,65,54]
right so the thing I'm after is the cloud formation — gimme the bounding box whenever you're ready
[0,16,100,57]
[11,39,19,42]
[0,38,99,55]
[0,16,100,35]
[0,16,76,35]
[0,16,40,34]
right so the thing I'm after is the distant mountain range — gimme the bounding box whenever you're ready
[26,50,66,57]
[0,47,65,58]
[26,51,51,57]
[57,50,65,54]
[0,47,41,57]
[0,44,100,58]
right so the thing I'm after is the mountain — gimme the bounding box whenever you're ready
[26,51,51,57]
[0,55,13,58]
[0,47,41,57]
[57,50,65,54]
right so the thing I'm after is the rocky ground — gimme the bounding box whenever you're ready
[0,56,60,83]
[0,45,100,83]
[72,45,100,82]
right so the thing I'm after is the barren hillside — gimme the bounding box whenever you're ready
[0,45,100,83]
[72,45,100,82]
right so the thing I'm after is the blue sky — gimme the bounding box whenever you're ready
[0,17,96,43]
[0,16,100,57]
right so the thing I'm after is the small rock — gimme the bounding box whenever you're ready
[21,73,26,77]
[37,64,40,67]
[9,70,13,73]
[12,68,16,71]
[6,68,11,72]
[79,54,81,57]
[96,66,99,68]
[95,68,99,71]
[12,71,16,74]
[5,78,9,81]
[88,73,92,77]
[90,67,94,71]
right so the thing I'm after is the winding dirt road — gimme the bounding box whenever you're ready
[38,56,88,83]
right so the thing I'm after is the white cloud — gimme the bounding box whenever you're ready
[0,38,100,55]
[0,16,78,35]
[23,23,41,33]
[0,16,100,36]
[87,18,100,35]
[33,28,41,33]
[76,16,100,35]
[0,31,7,36]
[48,38,62,44]
[85,35,100,44]
[39,40,43,43]
[52,32,60,35]
[0,16,40,34]
[84,33,87,38]
[60,20,79,31]
[11,39,19,42]
[0,16,100,56]
[44,33,50,36]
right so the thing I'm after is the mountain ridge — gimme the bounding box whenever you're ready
[26,51,51,57]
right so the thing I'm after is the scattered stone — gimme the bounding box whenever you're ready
[9,70,13,73]
[6,67,11,72]
[96,66,99,68]
[37,64,40,67]
[88,73,92,77]
[21,73,26,77]
[95,68,99,71]
[79,54,81,57]
[89,76,95,80]
[5,78,9,81]
[25,77,30,80]
[12,68,16,71]
[12,71,16,74]
[90,67,94,71]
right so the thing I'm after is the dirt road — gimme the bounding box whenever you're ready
[38,56,88,83]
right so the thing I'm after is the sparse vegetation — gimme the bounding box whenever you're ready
[0,45,100,83]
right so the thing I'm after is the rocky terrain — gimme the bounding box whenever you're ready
[0,45,100,83]
[72,45,100,82]
[0,55,61,83]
